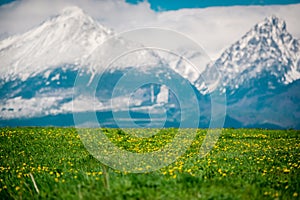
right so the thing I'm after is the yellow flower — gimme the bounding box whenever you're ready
[285,185,289,189]
[15,186,20,191]
[293,192,298,197]
[283,168,290,173]
[17,172,22,178]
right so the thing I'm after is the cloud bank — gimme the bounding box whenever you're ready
[0,0,299,59]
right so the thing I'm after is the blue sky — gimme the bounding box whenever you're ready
[126,0,300,10]
[0,0,14,6]
[1,0,300,10]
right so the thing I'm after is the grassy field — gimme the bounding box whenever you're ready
[0,127,299,199]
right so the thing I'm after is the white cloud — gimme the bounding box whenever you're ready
[0,0,299,59]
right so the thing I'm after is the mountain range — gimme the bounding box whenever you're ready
[0,6,299,129]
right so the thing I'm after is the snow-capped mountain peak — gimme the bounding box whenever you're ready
[0,6,112,81]
[51,6,112,34]
[208,15,300,91]
[255,15,287,34]
[60,6,86,17]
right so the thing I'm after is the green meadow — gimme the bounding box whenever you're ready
[0,127,299,199]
